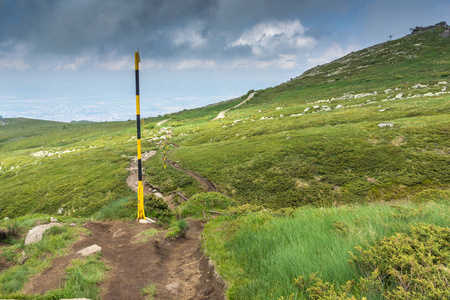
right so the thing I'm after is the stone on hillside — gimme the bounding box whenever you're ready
[57,207,64,214]
[384,89,392,93]
[378,122,394,128]
[4,217,9,220]
[77,244,102,256]
[395,93,404,99]
[437,81,448,85]
[335,104,344,109]
[412,83,428,89]
[378,109,387,112]
[312,105,320,109]
[423,92,434,97]
[276,107,283,110]
[303,107,310,112]
[50,217,58,222]
[320,105,331,111]
[25,223,62,245]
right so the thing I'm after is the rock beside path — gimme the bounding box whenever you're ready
[24,223,62,245]
[76,244,102,256]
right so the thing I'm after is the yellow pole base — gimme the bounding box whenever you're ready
[137,182,146,220]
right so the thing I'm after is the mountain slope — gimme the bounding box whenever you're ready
[146,27,449,208]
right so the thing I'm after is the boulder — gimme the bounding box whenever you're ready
[25,223,62,245]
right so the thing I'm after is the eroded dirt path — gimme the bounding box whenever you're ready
[23,220,225,299]
[126,151,156,195]
[212,92,256,120]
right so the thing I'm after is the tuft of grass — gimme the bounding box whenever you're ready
[165,218,189,239]
[141,283,157,299]
[134,228,159,243]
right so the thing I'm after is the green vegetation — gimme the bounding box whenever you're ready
[0,27,449,299]
[179,192,232,219]
[165,218,189,239]
[203,201,450,299]
[0,215,89,297]
[141,283,157,299]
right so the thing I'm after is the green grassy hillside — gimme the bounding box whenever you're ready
[146,28,449,209]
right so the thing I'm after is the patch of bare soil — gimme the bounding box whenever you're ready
[23,220,225,299]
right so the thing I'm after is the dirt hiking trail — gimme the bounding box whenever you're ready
[212,92,256,120]
[24,220,225,299]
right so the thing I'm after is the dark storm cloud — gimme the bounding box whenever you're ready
[1,0,447,67]
[0,0,350,60]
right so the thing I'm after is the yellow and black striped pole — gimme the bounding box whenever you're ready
[135,50,146,220]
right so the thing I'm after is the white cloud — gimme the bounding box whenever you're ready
[0,58,30,71]
[227,54,297,70]
[172,21,208,49]
[56,56,90,71]
[307,43,361,65]
[229,19,316,56]
[175,59,216,70]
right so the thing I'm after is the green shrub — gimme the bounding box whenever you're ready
[289,223,450,299]
[411,188,450,203]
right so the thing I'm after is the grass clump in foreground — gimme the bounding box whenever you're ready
[165,218,189,239]
[202,201,450,299]
[141,283,157,299]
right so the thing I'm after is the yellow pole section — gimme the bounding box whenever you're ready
[135,50,146,220]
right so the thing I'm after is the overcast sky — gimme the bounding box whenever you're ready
[1,0,448,122]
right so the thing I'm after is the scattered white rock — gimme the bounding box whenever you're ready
[412,83,428,89]
[50,217,58,223]
[437,81,448,86]
[384,89,392,93]
[378,122,394,128]
[378,109,387,112]
[320,105,332,111]
[423,92,434,97]
[395,93,404,99]
[4,217,9,220]
[312,105,320,109]
[154,192,163,198]
[25,223,63,245]
[335,104,344,109]
[303,107,310,112]
[77,244,102,256]
[276,107,283,110]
